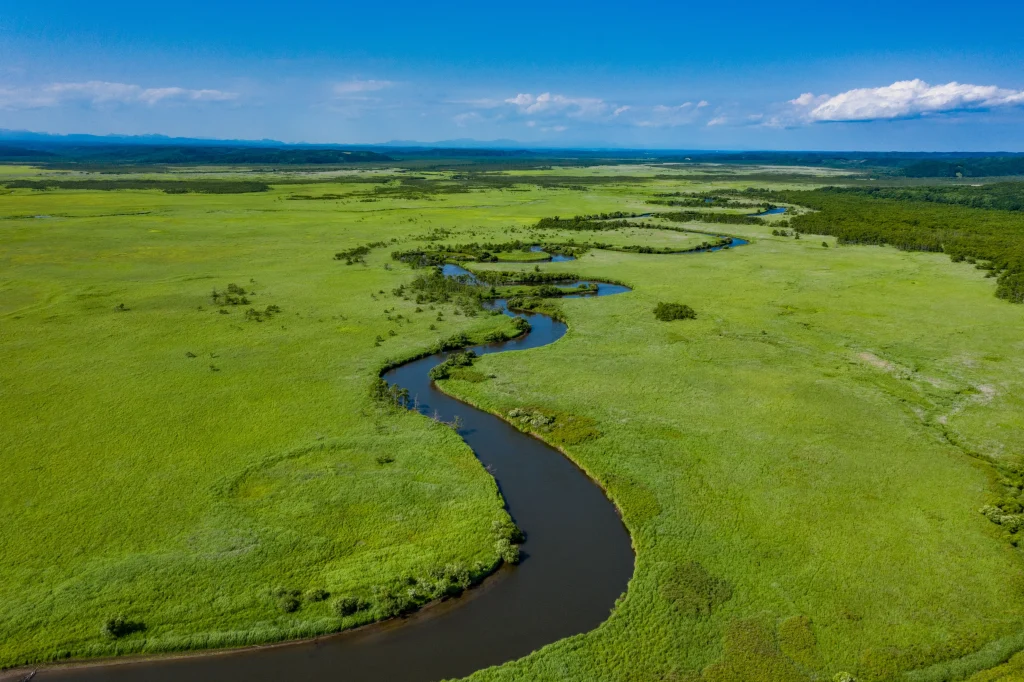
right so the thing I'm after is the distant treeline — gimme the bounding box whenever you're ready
[2,178,270,194]
[534,213,649,231]
[0,144,393,166]
[648,193,764,209]
[473,271,582,286]
[392,240,581,266]
[660,211,765,225]
[825,183,1024,211]
[532,211,763,232]
[777,188,1024,303]
[900,158,1024,178]
[670,151,1024,177]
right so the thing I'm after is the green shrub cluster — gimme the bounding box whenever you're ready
[492,518,524,564]
[334,242,388,264]
[534,214,642,231]
[660,210,766,226]
[429,351,477,381]
[484,316,530,342]
[595,238,730,254]
[474,270,580,286]
[654,302,697,321]
[244,304,282,322]
[503,295,565,321]
[211,282,252,306]
[405,269,487,314]
[391,240,584,265]
[647,193,771,210]
[369,377,411,408]
[506,407,601,446]
[101,615,144,639]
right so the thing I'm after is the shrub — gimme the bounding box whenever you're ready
[371,586,416,619]
[654,302,697,321]
[277,595,300,613]
[369,377,410,409]
[429,350,477,381]
[495,538,521,565]
[273,587,302,613]
[100,615,143,639]
[334,595,369,617]
[305,588,330,602]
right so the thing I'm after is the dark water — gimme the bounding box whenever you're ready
[706,237,748,252]
[35,283,635,682]
[528,245,575,262]
[34,238,752,682]
[749,207,787,216]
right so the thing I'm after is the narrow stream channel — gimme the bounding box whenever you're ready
[33,238,746,682]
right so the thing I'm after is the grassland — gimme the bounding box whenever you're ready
[2,166,1024,680]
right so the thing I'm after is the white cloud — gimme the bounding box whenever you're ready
[636,102,707,128]
[0,80,237,109]
[706,115,727,127]
[332,79,395,97]
[453,111,481,127]
[794,79,1024,122]
[450,97,504,109]
[504,92,608,118]
[613,105,631,116]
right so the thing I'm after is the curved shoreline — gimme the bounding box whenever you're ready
[24,241,746,682]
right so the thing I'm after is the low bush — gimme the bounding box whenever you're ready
[305,588,330,603]
[273,587,302,613]
[101,615,144,639]
[369,377,410,409]
[334,596,369,617]
[654,302,697,321]
[429,351,477,381]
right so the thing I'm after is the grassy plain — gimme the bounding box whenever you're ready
[2,166,1024,681]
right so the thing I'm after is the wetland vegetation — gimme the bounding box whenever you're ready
[3,160,1024,681]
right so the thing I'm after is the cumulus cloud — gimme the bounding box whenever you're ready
[332,79,395,97]
[706,115,727,127]
[793,79,1024,122]
[504,92,608,118]
[0,80,237,109]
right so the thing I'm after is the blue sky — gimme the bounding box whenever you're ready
[1,0,1022,150]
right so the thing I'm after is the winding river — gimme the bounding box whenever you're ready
[33,237,746,682]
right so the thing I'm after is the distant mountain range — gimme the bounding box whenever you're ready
[1,129,1023,176]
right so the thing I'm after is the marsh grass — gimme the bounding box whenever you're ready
[2,166,1024,681]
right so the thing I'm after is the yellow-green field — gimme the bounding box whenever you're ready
[2,167,1024,681]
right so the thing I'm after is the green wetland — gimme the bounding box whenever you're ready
[3,164,1024,681]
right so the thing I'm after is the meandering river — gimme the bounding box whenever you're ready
[34,237,746,682]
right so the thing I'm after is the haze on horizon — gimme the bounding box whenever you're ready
[0,0,1022,151]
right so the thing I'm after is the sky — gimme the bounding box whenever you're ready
[0,0,1022,151]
